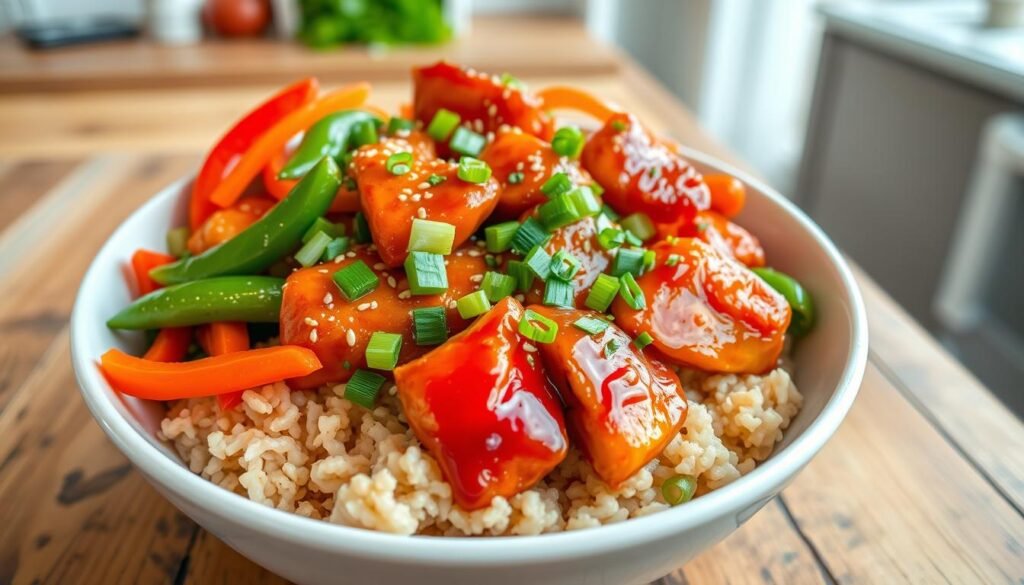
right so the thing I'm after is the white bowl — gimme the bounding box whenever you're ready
[71,148,867,585]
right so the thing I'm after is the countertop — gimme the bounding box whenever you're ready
[0,16,1022,584]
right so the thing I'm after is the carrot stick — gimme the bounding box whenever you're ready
[209,83,371,209]
[142,327,193,362]
[536,86,618,123]
[196,321,251,410]
[100,346,321,401]
[704,174,747,218]
[131,249,177,297]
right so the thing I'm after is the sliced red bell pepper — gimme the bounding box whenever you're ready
[196,321,251,410]
[130,249,177,297]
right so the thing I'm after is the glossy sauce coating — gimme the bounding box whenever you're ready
[351,140,499,266]
[479,130,592,220]
[280,245,488,388]
[529,305,688,487]
[680,210,765,268]
[581,113,709,228]
[519,215,613,307]
[187,196,276,254]
[393,298,568,510]
[612,238,790,373]
[412,61,554,141]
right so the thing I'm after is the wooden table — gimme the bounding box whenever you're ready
[1,18,1022,585]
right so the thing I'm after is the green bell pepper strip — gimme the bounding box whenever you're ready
[277,110,381,180]
[752,267,815,336]
[151,156,341,285]
[106,276,284,330]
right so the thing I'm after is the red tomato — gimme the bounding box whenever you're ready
[612,238,790,373]
[678,210,765,268]
[205,0,270,37]
[280,245,488,388]
[412,61,554,141]
[581,113,710,227]
[394,298,568,510]
[529,305,688,487]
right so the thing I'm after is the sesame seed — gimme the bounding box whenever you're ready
[523,342,537,352]
[304,317,319,327]
[398,290,412,299]
[346,329,356,346]
[357,302,371,311]
[323,292,333,304]
[417,207,427,219]
[470,274,484,283]
[309,329,319,343]
[370,301,379,309]
[447,300,457,309]
[418,182,431,189]
[387,276,397,288]
[374,262,386,270]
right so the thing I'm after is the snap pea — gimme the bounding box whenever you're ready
[151,156,341,285]
[278,110,381,179]
[752,267,815,336]
[107,276,284,330]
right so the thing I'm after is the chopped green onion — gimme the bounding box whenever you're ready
[427,108,460,142]
[407,218,456,255]
[295,230,332,267]
[343,176,357,191]
[333,260,380,301]
[484,254,498,268]
[350,119,379,148]
[387,117,415,134]
[568,186,602,217]
[365,332,403,370]
[450,127,487,157]
[511,217,550,255]
[550,249,580,282]
[405,251,448,295]
[623,230,644,247]
[620,213,656,242]
[507,171,525,185]
[519,309,558,344]
[343,360,352,370]
[500,72,523,88]
[457,156,492,184]
[573,316,610,335]
[485,221,519,253]
[619,273,646,310]
[551,126,585,159]
[594,213,615,234]
[482,271,516,303]
[386,151,413,175]
[428,173,447,186]
[585,273,620,312]
[540,172,573,198]
[524,246,553,280]
[323,236,351,261]
[538,193,581,231]
[662,475,697,506]
[354,212,372,244]
[642,250,657,273]
[634,331,654,350]
[456,290,491,319]
[665,253,681,267]
[598,227,626,250]
[611,120,628,132]
[600,204,620,221]
[612,247,646,277]
[166,227,190,258]
[302,217,343,244]
[542,277,574,308]
[589,182,604,197]
[604,338,621,358]
[412,306,448,346]
[345,369,386,409]
[507,260,534,292]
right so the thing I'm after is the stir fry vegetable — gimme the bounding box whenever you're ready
[753,267,815,336]
[107,276,284,330]
[277,110,380,179]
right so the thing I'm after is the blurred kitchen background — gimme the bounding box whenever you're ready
[1,0,1022,414]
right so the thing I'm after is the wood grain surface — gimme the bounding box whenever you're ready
[0,16,1021,585]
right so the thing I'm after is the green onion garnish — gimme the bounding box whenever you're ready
[508,171,525,185]
[634,331,654,350]
[333,260,380,301]
[620,213,656,242]
[540,172,573,198]
[500,72,522,88]
[485,221,520,253]
[345,369,386,409]
[568,186,602,217]
[405,251,448,295]
[485,254,497,268]
[619,273,646,310]
[354,212,372,244]
[428,174,447,186]
[538,193,581,231]
[511,217,550,255]
[457,156,492,184]
[427,108,460,142]
[456,290,491,319]
[482,271,516,302]
[525,246,553,280]
[642,250,656,273]
[623,230,644,247]
[350,119,379,148]
[166,226,190,259]
[573,316,610,335]
[519,309,558,344]
[661,475,697,506]
[387,117,415,134]
[551,126,585,159]
[612,247,646,277]
[507,260,534,292]
[407,218,456,255]
[585,273,620,312]
[365,332,403,370]
[450,127,487,157]
[302,217,343,244]
[604,338,621,358]
[598,227,626,250]
[542,277,574,308]
[601,205,620,222]
[295,230,332,267]
[665,253,681,267]
[323,236,351,261]
[386,151,413,175]
[611,120,628,132]
[550,249,580,282]
[412,306,448,346]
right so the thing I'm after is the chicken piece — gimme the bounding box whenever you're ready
[518,215,613,308]
[394,297,568,509]
[679,210,765,268]
[187,196,276,254]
